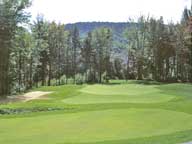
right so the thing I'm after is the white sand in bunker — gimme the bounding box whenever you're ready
[22,91,52,102]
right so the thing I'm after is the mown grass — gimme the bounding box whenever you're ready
[0,80,192,144]
[63,84,176,104]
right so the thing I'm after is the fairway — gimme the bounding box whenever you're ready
[1,109,192,144]
[1,82,192,144]
[63,84,176,104]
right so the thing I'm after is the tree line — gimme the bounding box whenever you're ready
[0,0,192,98]
[124,15,192,82]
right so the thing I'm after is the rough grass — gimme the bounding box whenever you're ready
[0,81,192,144]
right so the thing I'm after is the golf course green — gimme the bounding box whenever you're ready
[0,80,192,144]
[63,84,176,104]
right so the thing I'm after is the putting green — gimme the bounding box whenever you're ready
[0,109,192,144]
[63,85,176,104]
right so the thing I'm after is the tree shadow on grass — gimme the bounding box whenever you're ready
[98,80,163,86]
[155,83,192,99]
[127,80,162,85]
[103,82,122,85]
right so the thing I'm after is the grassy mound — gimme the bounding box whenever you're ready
[63,84,176,104]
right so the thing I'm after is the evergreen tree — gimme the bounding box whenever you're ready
[0,0,31,97]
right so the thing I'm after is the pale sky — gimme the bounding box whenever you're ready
[27,0,191,24]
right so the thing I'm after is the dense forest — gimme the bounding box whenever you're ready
[0,0,192,98]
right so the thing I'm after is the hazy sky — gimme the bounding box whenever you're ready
[27,0,191,24]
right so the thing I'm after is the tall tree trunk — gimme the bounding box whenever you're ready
[18,50,22,93]
[137,59,143,80]
[29,56,33,89]
[126,55,130,81]
[58,47,61,85]
[0,43,9,98]
[165,58,169,81]
[190,33,192,82]
[73,47,76,84]
[48,61,52,86]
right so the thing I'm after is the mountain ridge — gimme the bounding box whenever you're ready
[65,22,131,37]
[65,22,130,59]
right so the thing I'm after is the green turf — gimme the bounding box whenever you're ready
[1,108,192,144]
[1,81,192,144]
[62,84,176,104]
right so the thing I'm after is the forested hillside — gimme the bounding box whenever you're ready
[66,22,129,55]
[65,22,129,36]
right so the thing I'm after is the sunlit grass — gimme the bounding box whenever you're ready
[0,80,192,144]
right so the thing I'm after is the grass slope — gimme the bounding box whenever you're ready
[63,84,176,104]
[0,81,192,144]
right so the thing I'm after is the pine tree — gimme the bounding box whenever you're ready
[0,0,31,97]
